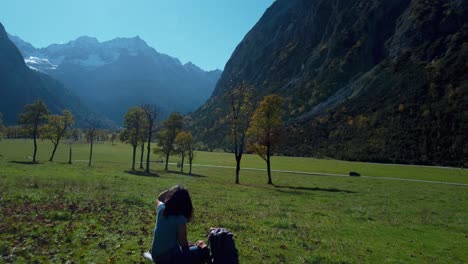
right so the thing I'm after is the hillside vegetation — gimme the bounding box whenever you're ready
[189,0,467,166]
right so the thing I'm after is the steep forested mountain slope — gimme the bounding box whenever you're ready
[190,0,467,166]
[9,35,222,124]
[0,22,111,127]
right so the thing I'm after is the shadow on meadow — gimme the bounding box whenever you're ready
[9,160,38,165]
[124,170,159,177]
[274,185,357,194]
[167,170,207,177]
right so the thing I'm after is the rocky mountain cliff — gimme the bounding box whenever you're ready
[9,35,222,124]
[190,0,467,166]
[0,22,111,127]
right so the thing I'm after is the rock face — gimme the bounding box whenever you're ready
[9,34,222,124]
[0,23,110,127]
[190,0,467,166]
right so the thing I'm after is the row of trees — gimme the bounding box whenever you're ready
[119,105,158,174]
[225,83,285,185]
[10,99,193,175]
[17,99,75,163]
[0,125,111,143]
[120,106,196,175]
[10,90,285,183]
[15,99,108,166]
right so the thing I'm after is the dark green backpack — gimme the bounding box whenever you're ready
[208,228,239,264]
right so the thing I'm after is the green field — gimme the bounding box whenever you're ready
[0,139,467,263]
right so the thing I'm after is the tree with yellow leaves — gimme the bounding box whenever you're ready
[247,94,285,185]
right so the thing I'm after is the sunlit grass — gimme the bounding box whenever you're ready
[0,139,467,263]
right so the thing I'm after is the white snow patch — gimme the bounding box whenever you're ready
[24,56,58,71]
[27,65,39,71]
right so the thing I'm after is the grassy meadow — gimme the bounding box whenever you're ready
[0,139,467,263]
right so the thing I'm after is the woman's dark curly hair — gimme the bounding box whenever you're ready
[163,185,193,222]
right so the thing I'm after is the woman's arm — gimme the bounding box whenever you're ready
[177,223,189,251]
[157,189,170,206]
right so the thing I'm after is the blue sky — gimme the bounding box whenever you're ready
[0,0,275,71]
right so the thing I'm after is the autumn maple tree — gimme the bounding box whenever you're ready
[247,94,285,185]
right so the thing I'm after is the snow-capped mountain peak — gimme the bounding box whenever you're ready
[6,31,222,126]
[8,34,210,73]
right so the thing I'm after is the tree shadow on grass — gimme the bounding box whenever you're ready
[9,160,39,165]
[274,185,357,194]
[124,170,159,177]
[165,170,207,178]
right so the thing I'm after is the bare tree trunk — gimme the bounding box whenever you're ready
[180,153,185,173]
[131,145,137,171]
[189,159,193,175]
[88,138,93,167]
[165,152,170,171]
[141,104,158,175]
[234,138,246,185]
[68,145,72,164]
[49,141,59,162]
[146,127,152,174]
[33,133,38,163]
[140,143,144,169]
[235,154,242,184]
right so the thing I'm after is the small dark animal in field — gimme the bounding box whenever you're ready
[349,171,361,177]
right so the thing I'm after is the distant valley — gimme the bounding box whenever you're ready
[7,33,221,125]
[1,0,466,167]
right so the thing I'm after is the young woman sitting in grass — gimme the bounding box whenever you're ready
[150,185,209,264]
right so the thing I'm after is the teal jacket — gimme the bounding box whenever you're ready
[151,203,186,257]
